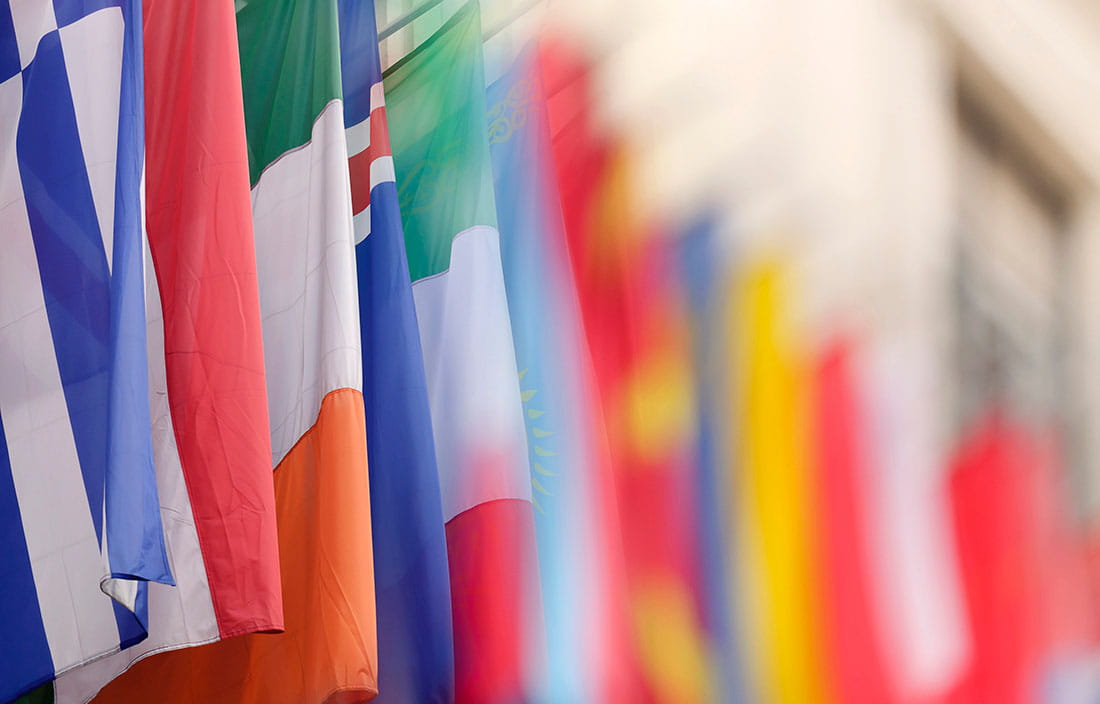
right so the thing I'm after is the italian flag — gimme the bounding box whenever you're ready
[385,4,542,702]
[88,0,378,702]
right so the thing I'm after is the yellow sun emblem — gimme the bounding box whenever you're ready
[518,368,556,513]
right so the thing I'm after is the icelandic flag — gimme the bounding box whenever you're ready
[0,0,172,699]
[338,2,456,702]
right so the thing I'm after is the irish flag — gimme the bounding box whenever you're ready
[92,0,377,701]
[385,3,542,701]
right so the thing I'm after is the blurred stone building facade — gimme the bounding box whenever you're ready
[370,0,1100,698]
[376,0,1100,518]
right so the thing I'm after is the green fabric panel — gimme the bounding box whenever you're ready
[12,681,52,704]
[384,2,499,282]
[236,0,343,185]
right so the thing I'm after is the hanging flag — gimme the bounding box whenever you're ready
[337,2,455,703]
[861,337,969,704]
[590,170,712,704]
[0,1,172,699]
[535,38,645,703]
[488,47,632,703]
[678,214,752,704]
[543,40,715,703]
[93,0,377,701]
[947,415,1095,704]
[544,46,712,702]
[732,259,830,704]
[53,0,284,700]
[385,4,542,701]
[810,338,895,704]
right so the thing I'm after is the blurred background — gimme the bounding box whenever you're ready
[377,1,1100,702]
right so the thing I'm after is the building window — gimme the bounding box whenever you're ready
[952,88,1073,445]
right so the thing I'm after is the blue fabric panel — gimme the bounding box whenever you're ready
[0,409,54,703]
[52,0,122,29]
[337,0,383,127]
[0,1,19,83]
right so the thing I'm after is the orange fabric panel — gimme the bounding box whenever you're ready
[94,389,377,704]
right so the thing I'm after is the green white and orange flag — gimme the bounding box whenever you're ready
[384,4,544,702]
[94,0,377,701]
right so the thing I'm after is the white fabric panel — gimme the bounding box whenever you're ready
[98,541,137,612]
[0,75,120,673]
[7,0,57,69]
[861,338,970,698]
[411,224,531,522]
[58,8,123,273]
[370,155,395,191]
[251,99,361,464]
[54,245,220,704]
[0,73,24,205]
[352,205,371,245]
[369,81,385,110]
[346,115,371,157]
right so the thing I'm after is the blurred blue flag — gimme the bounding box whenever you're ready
[678,214,751,703]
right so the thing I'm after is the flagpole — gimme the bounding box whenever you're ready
[378,0,448,40]
[483,0,545,41]
[380,0,545,43]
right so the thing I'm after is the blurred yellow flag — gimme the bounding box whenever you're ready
[732,258,831,704]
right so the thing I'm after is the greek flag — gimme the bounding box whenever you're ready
[0,1,171,699]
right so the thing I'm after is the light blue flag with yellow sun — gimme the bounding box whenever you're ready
[488,48,610,703]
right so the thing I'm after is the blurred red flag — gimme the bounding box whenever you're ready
[812,339,896,704]
[544,38,713,704]
[946,414,1095,704]
[541,38,645,704]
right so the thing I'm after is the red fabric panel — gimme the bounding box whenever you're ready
[946,416,1091,704]
[446,497,539,704]
[369,106,391,159]
[348,147,373,215]
[347,105,391,216]
[811,340,895,704]
[142,0,282,637]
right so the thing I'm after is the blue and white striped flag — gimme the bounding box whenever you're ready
[0,1,172,699]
